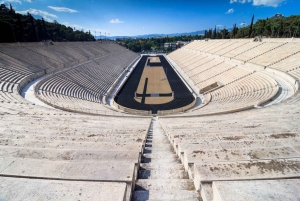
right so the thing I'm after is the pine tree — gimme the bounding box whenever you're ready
[248,14,255,38]
[9,4,15,15]
[204,30,207,38]
[42,18,49,40]
[222,27,226,39]
[208,29,212,39]
[36,20,44,41]
[213,26,217,39]
[16,14,24,42]
[278,19,283,37]
[27,13,38,41]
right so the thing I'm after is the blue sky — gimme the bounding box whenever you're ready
[1,0,299,36]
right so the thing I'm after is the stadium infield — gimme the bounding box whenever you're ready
[135,57,173,104]
[114,55,195,114]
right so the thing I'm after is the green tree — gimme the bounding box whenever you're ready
[213,26,217,39]
[248,14,255,38]
[28,12,38,41]
[16,14,24,42]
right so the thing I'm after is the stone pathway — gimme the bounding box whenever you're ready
[132,117,200,201]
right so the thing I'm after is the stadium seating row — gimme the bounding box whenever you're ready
[1,39,300,200]
[167,39,300,115]
[0,42,139,115]
[0,95,151,200]
[161,38,300,200]
[159,87,300,199]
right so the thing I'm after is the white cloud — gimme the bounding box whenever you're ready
[252,0,285,7]
[48,6,77,13]
[230,0,285,7]
[0,0,22,4]
[16,8,57,21]
[0,0,35,4]
[110,19,124,24]
[226,8,234,14]
[240,22,247,26]
[230,0,251,3]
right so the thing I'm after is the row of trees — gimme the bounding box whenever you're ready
[117,35,202,52]
[204,14,300,39]
[0,4,95,43]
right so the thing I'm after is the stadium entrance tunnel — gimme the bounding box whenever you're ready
[114,55,196,115]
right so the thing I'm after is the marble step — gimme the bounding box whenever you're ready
[132,190,200,201]
[138,169,189,179]
[135,179,195,191]
[140,163,185,170]
[143,153,178,159]
[212,179,300,201]
[143,146,174,152]
[146,138,170,143]
[145,143,174,148]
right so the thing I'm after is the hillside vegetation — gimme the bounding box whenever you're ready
[0,4,95,43]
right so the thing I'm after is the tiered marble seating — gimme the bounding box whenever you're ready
[223,41,264,58]
[0,177,128,201]
[269,52,300,72]
[0,45,63,72]
[0,52,42,73]
[234,41,285,61]
[289,68,300,80]
[159,88,300,199]
[161,39,300,200]
[214,39,250,55]
[0,98,151,201]
[169,49,255,92]
[36,50,139,114]
[167,39,300,116]
[249,42,300,67]
[1,39,300,201]
[0,42,139,116]
[180,72,277,116]
[195,66,255,89]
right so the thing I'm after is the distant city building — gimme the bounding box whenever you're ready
[164,43,177,50]
[176,41,189,48]
[164,41,189,50]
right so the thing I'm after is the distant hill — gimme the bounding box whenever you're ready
[95,30,207,40]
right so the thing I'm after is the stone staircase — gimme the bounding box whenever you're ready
[132,117,200,201]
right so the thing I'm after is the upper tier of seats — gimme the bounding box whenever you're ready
[167,39,300,115]
[182,39,300,69]
[0,42,140,115]
[36,50,139,114]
